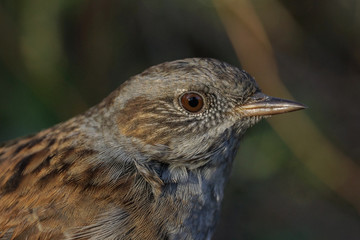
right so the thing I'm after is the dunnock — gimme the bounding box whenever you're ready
[0,58,305,239]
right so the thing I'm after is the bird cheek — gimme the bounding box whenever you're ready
[114,97,166,145]
[118,122,172,146]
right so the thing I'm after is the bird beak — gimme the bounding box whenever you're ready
[239,92,307,117]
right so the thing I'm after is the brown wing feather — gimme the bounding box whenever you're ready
[0,123,134,239]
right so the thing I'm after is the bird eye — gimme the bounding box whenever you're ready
[179,92,204,113]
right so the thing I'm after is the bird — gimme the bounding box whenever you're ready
[0,58,305,240]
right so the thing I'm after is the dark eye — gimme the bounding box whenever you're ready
[179,92,204,113]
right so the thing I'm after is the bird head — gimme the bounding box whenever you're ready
[99,58,305,169]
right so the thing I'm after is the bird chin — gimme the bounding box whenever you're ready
[236,115,264,132]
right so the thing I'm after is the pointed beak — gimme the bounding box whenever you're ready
[239,92,307,117]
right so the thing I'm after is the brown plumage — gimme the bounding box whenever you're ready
[0,58,305,240]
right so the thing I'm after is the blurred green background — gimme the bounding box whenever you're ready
[0,0,359,239]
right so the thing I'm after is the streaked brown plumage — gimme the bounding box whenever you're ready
[0,58,305,240]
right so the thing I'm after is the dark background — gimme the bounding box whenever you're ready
[0,0,359,239]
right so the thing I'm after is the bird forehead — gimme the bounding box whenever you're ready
[127,58,258,98]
